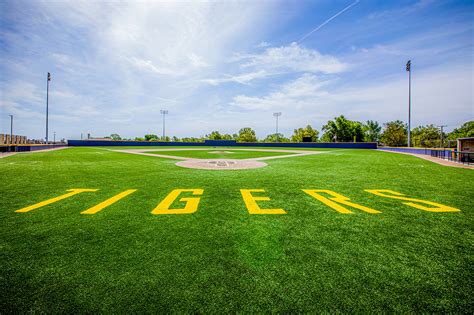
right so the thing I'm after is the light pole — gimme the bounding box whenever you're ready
[160,110,168,141]
[273,112,282,134]
[273,112,282,142]
[438,125,447,148]
[53,131,56,143]
[406,60,411,147]
[46,72,51,143]
[8,115,13,144]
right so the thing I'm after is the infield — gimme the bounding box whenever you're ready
[111,147,326,170]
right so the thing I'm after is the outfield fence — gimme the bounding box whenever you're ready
[0,144,67,153]
[67,139,377,149]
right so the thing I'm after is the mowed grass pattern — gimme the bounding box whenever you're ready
[0,147,472,312]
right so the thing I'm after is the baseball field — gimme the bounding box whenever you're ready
[0,146,472,312]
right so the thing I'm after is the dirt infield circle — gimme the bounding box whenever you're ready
[176,159,267,170]
[113,148,326,170]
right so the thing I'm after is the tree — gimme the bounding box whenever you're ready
[221,134,233,140]
[204,131,234,141]
[172,136,180,142]
[363,120,381,142]
[321,115,364,142]
[291,125,319,142]
[110,133,121,141]
[448,121,474,140]
[411,124,441,147]
[181,137,204,142]
[264,133,290,143]
[380,120,407,146]
[135,137,144,141]
[206,131,223,140]
[144,134,159,141]
[237,127,257,142]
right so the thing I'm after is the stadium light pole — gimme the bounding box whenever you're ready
[273,112,282,134]
[273,112,282,142]
[9,115,13,142]
[438,125,447,148]
[160,110,169,141]
[46,72,51,143]
[406,60,411,147]
[53,131,56,143]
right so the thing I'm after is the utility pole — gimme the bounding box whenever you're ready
[160,110,169,141]
[46,72,51,143]
[9,115,13,144]
[406,60,411,147]
[438,125,447,148]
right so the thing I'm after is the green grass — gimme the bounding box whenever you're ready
[142,149,293,159]
[0,147,472,312]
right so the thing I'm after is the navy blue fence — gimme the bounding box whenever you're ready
[204,140,237,146]
[0,144,66,152]
[67,140,377,149]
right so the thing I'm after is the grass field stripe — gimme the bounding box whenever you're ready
[152,189,203,214]
[15,189,99,213]
[365,190,460,212]
[240,189,287,214]
[81,189,137,214]
[302,189,380,214]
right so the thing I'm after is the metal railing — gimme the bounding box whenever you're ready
[379,147,473,166]
[430,150,473,166]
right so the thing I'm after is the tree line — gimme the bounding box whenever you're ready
[108,116,473,147]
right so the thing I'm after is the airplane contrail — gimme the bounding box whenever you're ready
[297,0,360,43]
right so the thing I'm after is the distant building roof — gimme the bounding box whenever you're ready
[88,138,112,141]
[457,137,474,140]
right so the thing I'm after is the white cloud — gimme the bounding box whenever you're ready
[239,42,348,74]
[256,41,271,48]
[126,57,178,76]
[51,53,71,64]
[95,1,274,79]
[230,64,473,130]
[204,43,347,85]
[1,81,43,107]
[231,74,331,110]
[202,70,268,85]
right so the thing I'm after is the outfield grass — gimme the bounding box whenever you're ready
[0,147,472,312]
[142,149,294,159]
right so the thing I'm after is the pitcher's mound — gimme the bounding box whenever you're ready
[175,159,267,170]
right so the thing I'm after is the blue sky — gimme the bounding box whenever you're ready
[0,0,473,140]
